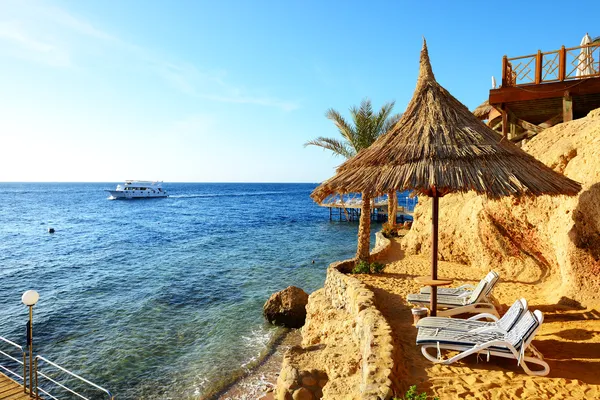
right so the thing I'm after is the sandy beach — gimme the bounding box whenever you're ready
[357,238,600,399]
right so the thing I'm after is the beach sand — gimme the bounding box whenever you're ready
[358,241,600,399]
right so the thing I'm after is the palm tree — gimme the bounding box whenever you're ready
[305,98,401,159]
[306,98,402,234]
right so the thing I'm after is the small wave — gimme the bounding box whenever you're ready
[240,328,275,369]
[200,327,288,399]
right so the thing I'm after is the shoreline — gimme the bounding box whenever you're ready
[210,328,302,400]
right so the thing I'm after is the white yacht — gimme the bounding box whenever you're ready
[106,180,168,199]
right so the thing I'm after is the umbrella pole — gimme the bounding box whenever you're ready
[430,194,439,316]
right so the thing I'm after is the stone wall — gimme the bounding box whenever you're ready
[276,233,394,400]
[370,232,392,262]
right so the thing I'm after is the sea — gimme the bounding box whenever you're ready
[0,183,414,399]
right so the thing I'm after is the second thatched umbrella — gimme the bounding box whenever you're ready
[311,39,581,316]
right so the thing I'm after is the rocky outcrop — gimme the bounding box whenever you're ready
[403,108,600,307]
[264,286,310,328]
[276,234,394,400]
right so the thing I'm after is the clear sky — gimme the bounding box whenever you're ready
[1,0,598,182]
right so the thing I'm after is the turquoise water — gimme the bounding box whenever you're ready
[0,183,409,399]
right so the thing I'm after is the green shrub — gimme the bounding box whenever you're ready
[393,385,439,400]
[381,222,399,239]
[370,262,385,273]
[352,261,371,274]
[352,261,386,274]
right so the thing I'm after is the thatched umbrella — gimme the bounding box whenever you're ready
[472,100,492,120]
[311,39,581,315]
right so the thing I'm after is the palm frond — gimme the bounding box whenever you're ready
[310,98,400,159]
[381,112,403,136]
[304,137,356,158]
[325,108,357,144]
[372,101,396,138]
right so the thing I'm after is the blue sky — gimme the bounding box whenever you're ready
[1,0,598,182]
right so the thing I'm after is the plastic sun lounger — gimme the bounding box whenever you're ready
[416,298,527,334]
[407,272,500,317]
[419,271,498,297]
[416,310,549,376]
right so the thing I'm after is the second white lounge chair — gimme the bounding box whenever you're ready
[416,310,549,376]
[407,272,500,317]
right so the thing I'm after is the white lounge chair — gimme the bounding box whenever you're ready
[416,310,549,376]
[407,272,500,317]
[419,271,498,297]
[416,298,527,334]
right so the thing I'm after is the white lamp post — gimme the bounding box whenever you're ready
[22,290,39,395]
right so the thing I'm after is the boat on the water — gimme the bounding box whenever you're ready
[106,180,168,199]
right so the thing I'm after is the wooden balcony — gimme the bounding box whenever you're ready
[487,42,600,142]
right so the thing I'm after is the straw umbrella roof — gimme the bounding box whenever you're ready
[311,40,581,203]
[472,100,493,120]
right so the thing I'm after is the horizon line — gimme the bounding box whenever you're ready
[0,181,322,184]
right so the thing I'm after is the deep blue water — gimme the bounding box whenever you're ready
[0,183,414,399]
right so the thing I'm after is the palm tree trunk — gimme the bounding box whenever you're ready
[387,190,397,226]
[356,193,372,263]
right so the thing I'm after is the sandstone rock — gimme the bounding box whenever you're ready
[292,387,314,400]
[301,376,317,387]
[264,286,309,328]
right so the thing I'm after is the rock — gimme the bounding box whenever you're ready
[292,387,314,400]
[264,286,309,328]
[301,376,317,387]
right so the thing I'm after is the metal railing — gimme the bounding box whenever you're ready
[34,355,114,400]
[0,335,27,393]
[502,43,600,86]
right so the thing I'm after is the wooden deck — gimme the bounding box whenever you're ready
[485,41,600,142]
[0,372,30,400]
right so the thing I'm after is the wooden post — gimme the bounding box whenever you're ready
[502,56,508,87]
[535,50,543,84]
[430,193,439,317]
[356,193,372,263]
[563,91,573,122]
[501,105,509,140]
[559,46,566,81]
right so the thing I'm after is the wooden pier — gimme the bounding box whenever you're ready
[322,200,414,222]
[0,372,31,400]
[484,41,600,143]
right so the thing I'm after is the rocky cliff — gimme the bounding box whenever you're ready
[403,108,600,307]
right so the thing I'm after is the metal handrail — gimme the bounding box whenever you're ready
[0,335,27,393]
[34,355,114,400]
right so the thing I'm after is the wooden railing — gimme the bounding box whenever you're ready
[502,43,600,87]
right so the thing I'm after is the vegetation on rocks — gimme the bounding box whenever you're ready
[382,222,401,238]
[394,385,439,400]
[352,260,385,274]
